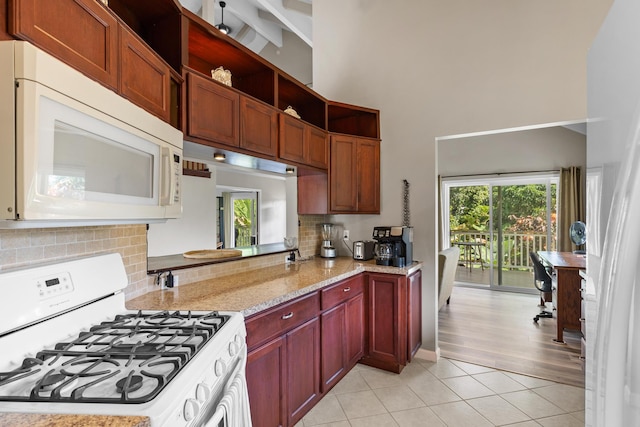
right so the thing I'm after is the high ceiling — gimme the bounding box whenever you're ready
[179,0,312,54]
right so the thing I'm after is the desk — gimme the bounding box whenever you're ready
[537,251,585,343]
[456,241,486,271]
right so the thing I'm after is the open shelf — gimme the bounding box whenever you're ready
[278,73,326,129]
[108,0,183,71]
[328,101,379,139]
[185,10,275,106]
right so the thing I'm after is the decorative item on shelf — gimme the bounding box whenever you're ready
[216,1,232,35]
[211,66,232,87]
[183,160,211,178]
[284,105,301,119]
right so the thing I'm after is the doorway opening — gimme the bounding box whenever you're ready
[441,173,558,293]
[217,191,259,248]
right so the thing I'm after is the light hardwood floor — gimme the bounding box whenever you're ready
[438,286,584,388]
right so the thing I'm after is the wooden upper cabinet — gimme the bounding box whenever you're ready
[279,114,306,164]
[306,125,328,169]
[356,138,380,213]
[186,71,239,147]
[240,97,278,157]
[329,135,380,214]
[330,135,358,212]
[10,0,118,89]
[0,0,11,40]
[279,114,328,170]
[119,26,171,122]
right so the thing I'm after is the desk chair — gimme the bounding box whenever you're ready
[530,251,554,323]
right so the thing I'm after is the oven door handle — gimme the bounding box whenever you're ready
[205,405,226,427]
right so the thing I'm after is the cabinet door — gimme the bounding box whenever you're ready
[247,336,286,427]
[306,126,328,169]
[365,273,407,373]
[287,317,321,426]
[321,304,347,392]
[119,27,171,122]
[187,71,239,147]
[241,97,278,157]
[407,270,422,361]
[329,135,358,212]
[279,114,306,163]
[11,0,118,89]
[346,292,366,367]
[356,138,380,213]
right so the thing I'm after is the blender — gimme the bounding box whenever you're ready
[320,223,337,258]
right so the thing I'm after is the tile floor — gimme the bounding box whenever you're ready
[295,357,584,427]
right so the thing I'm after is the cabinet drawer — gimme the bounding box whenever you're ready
[321,275,364,310]
[246,292,320,349]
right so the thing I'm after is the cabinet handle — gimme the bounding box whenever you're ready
[343,287,351,292]
[281,312,294,320]
[579,318,585,321]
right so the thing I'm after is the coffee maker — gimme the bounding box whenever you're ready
[372,226,413,267]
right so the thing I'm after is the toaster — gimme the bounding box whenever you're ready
[353,240,375,260]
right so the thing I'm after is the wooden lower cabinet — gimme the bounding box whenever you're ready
[246,270,420,425]
[247,318,320,427]
[407,270,422,361]
[362,273,407,373]
[246,336,286,427]
[320,276,365,391]
[286,318,321,425]
[246,293,321,427]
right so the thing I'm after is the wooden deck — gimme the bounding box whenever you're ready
[438,286,584,388]
[455,264,536,290]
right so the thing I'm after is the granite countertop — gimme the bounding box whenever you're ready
[0,413,149,427]
[128,257,422,316]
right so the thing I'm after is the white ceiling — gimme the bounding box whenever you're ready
[178,0,312,54]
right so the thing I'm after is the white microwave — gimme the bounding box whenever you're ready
[0,41,183,228]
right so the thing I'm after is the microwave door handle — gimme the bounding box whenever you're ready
[160,147,172,206]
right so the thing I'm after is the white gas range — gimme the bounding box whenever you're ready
[0,253,251,427]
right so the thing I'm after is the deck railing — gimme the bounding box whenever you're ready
[451,231,554,270]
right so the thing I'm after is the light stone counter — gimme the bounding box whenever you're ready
[0,413,149,427]
[127,257,422,316]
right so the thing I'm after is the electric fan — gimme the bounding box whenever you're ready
[569,220,586,254]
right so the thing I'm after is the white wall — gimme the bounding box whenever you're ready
[148,164,288,256]
[314,0,611,355]
[439,126,586,177]
[260,31,312,86]
[148,174,218,256]
[216,167,287,245]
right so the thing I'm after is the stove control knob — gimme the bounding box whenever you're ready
[183,398,200,421]
[234,334,244,347]
[215,359,227,377]
[229,341,239,357]
[196,383,211,403]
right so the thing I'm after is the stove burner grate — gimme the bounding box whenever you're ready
[0,311,230,404]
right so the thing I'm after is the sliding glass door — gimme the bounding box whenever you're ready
[443,173,558,292]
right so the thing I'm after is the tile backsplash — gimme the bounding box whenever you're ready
[0,214,328,300]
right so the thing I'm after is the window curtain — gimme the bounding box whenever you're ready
[558,166,585,252]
